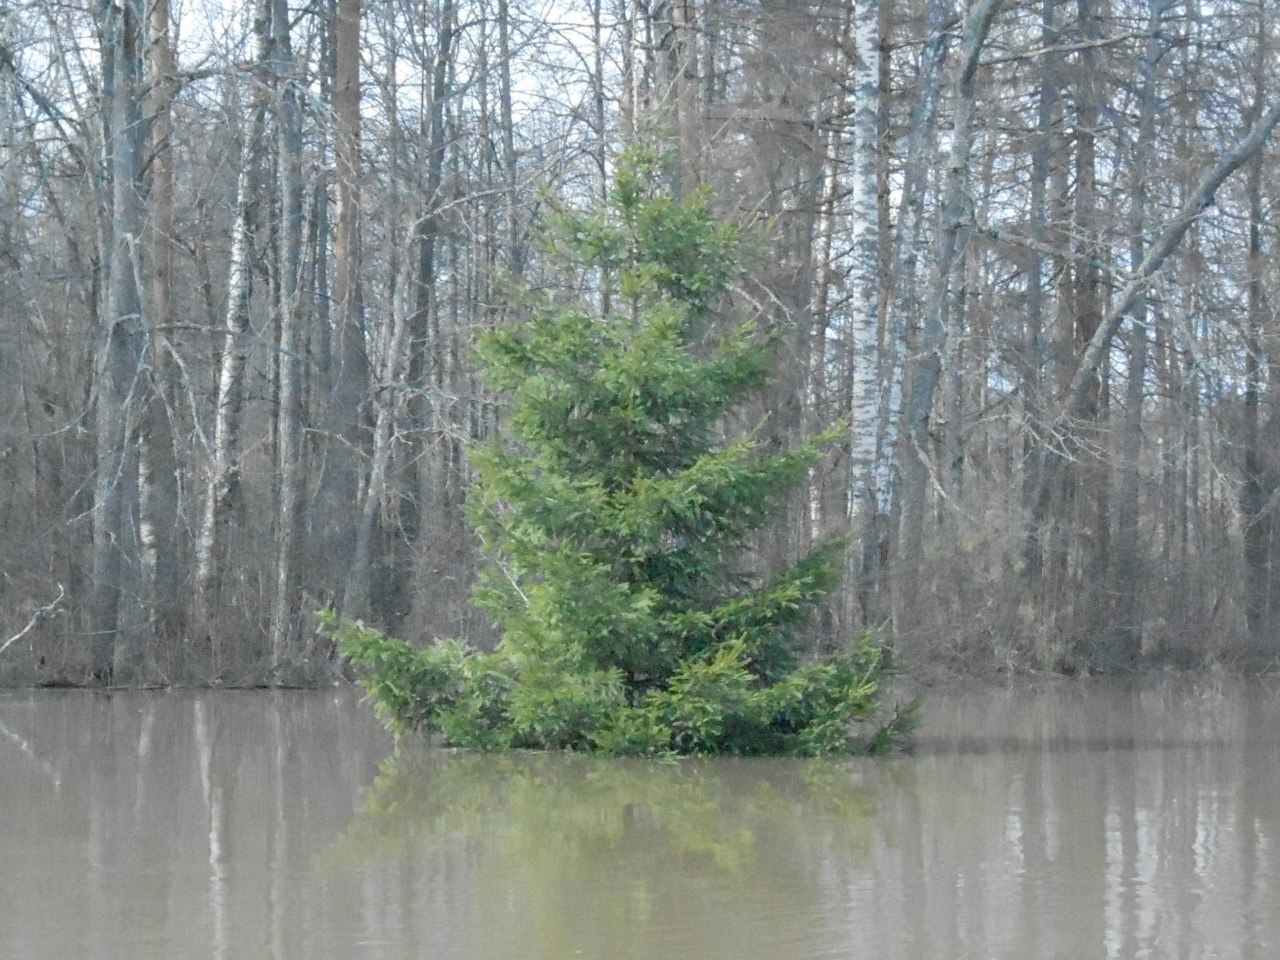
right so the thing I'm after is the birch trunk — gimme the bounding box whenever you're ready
[848,0,882,523]
[875,0,952,641]
[196,5,269,665]
[856,0,896,621]
[808,1,853,547]
[620,0,649,136]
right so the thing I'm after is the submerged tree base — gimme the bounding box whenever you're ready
[323,614,919,757]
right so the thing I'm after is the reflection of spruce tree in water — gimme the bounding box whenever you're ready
[328,748,877,880]
[324,750,884,958]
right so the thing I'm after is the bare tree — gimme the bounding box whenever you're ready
[198,4,270,670]
[894,0,1003,636]
[140,0,183,670]
[312,0,370,644]
[91,0,148,679]
[271,0,307,671]
[1111,0,1169,666]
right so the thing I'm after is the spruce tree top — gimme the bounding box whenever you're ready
[470,149,847,701]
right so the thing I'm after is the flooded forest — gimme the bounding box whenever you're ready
[3,0,1280,685]
[3,682,1278,958]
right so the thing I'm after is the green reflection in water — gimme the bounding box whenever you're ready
[326,749,882,960]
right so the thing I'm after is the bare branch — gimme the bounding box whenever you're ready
[0,584,66,657]
[984,32,1148,66]
[1058,97,1280,423]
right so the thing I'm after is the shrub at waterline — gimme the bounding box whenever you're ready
[325,149,919,755]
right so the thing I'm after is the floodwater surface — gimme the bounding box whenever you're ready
[1,680,1277,959]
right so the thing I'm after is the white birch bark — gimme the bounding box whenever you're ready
[847,0,882,517]
[870,0,955,606]
[621,0,650,137]
[808,125,841,545]
[196,2,269,656]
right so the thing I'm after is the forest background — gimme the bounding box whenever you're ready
[3,0,1279,686]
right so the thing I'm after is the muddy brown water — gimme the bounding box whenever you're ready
[1,680,1277,959]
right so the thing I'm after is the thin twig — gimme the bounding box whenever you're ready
[0,584,66,656]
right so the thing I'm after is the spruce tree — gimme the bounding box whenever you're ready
[331,149,914,755]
